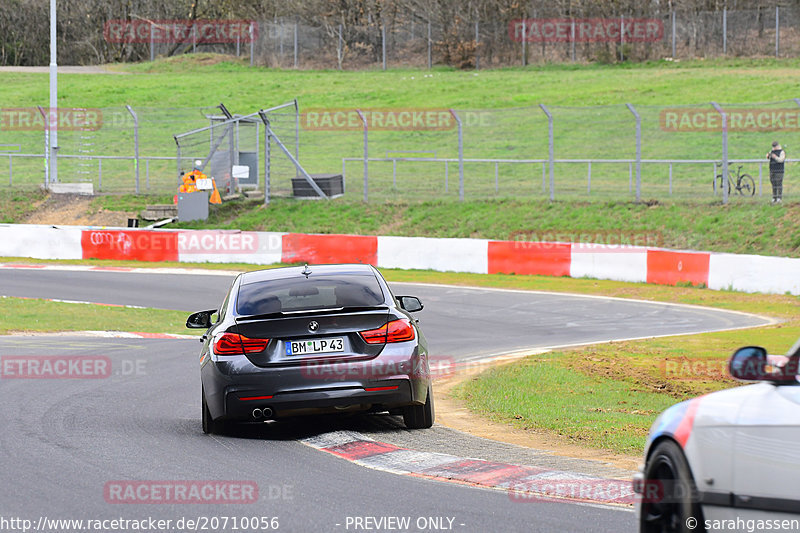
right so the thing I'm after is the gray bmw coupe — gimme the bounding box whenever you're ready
[187,264,433,434]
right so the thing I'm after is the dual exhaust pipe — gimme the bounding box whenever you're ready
[252,407,273,420]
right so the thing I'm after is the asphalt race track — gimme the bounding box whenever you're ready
[0,267,769,359]
[0,267,771,532]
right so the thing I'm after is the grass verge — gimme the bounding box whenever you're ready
[453,301,799,455]
[0,296,198,336]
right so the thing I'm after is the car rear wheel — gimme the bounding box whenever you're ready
[640,440,704,533]
[403,384,435,429]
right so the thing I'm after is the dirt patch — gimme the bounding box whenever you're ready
[23,193,136,227]
[433,357,641,472]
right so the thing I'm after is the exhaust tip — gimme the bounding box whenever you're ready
[252,408,263,419]
[261,407,273,419]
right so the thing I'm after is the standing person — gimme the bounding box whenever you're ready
[766,141,786,203]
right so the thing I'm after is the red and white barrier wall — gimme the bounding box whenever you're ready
[1,224,798,296]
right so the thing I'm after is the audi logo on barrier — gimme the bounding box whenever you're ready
[88,231,134,255]
[89,231,116,246]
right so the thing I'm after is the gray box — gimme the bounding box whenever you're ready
[292,173,344,198]
[177,191,209,221]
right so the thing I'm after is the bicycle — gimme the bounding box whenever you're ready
[713,165,755,196]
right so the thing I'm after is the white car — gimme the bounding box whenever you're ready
[634,336,800,532]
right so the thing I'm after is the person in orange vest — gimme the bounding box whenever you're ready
[179,160,221,204]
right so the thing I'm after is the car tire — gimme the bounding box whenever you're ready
[403,384,435,429]
[640,440,705,533]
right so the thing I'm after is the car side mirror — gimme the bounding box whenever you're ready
[186,309,217,329]
[729,346,771,381]
[397,296,423,313]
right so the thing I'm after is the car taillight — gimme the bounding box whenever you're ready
[359,319,415,344]
[214,333,269,355]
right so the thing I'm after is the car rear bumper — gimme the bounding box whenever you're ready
[201,350,429,421]
[225,380,414,420]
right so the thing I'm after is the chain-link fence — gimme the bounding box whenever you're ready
[2,100,798,203]
[128,7,800,70]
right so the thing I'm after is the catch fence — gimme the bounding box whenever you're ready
[2,100,798,204]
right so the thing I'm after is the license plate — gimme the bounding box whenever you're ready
[285,337,344,356]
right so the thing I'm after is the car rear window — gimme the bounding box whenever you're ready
[236,274,385,315]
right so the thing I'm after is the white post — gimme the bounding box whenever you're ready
[49,0,58,183]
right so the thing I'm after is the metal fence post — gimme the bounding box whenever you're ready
[619,15,624,61]
[450,110,464,201]
[775,6,780,58]
[294,22,298,68]
[427,20,432,69]
[521,19,527,66]
[626,103,642,202]
[264,117,271,205]
[671,11,676,58]
[250,23,254,67]
[722,8,727,55]
[277,19,283,60]
[475,19,480,70]
[338,24,343,70]
[382,24,387,70]
[356,110,368,202]
[150,22,155,62]
[192,24,197,54]
[712,102,728,205]
[294,98,300,178]
[125,105,140,193]
[570,19,575,62]
[539,104,555,201]
[98,159,102,191]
